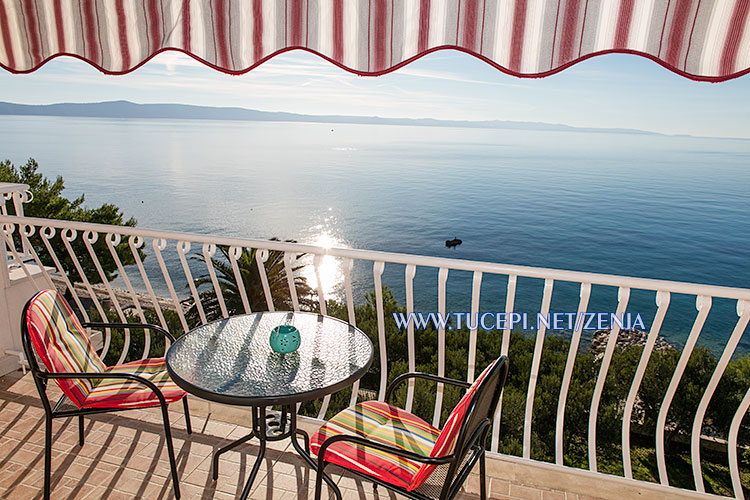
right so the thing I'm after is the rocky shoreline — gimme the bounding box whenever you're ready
[589,328,674,356]
[51,276,186,314]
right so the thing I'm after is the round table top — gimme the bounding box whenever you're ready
[165,311,374,406]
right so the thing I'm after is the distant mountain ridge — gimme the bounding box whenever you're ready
[0,100,660,136]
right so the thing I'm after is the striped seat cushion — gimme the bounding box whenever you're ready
[25,289,106,406]
[311,401,440,489]
[82,357,186,409]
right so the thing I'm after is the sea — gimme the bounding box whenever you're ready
[2,115,749,354]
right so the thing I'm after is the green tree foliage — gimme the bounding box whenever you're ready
[185,242,315,323]
[0,158,139,283]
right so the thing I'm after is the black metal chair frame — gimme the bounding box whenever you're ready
[20,298,193,500]
[314,356,509,500]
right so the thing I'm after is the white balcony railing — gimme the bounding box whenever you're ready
[1,190,749,499]
[0,182,32,266]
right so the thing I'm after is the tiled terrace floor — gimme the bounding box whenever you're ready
[0,371,594,500]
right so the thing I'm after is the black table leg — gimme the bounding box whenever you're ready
[295,428,310,454]
[289,409,342,500]
[211,404,341,500]
[213,430,255,479]
[238,406,267,500]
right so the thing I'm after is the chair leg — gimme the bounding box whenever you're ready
[313,460,342,500]
[159,402,181,499]
[182,398,192,434]
[78,415,85,446]
[480,450,487,500]
[44,416,52,500]
[314,461,325,500]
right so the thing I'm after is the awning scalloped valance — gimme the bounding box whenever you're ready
[1,0,749,82]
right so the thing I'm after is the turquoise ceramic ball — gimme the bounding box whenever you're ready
[269,325,301,353]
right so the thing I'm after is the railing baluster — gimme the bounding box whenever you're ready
[202,243,228,318]
[14,190,33,258]
[728,384,750,500]
[691,299,750,492]
[83,231,130,363]
[40,227,89,321]
[656,295,712,485]
[177,241,206,324]
[103,233,141,360]
[255,249,275,312]
[467,271,482,383]
[83,231,126,318]
[432,267,449,427]
[373,261,387,401]
[344,259,357,325]
[0,225,41,288]
[153,238,189,336]
[622,290,670,477]
[315,254,331,419]
[106,233,146,323]
[129,235,166,356]
[19,225,56,289]
[404,264,417,412]
[283,252,300,312]
[588,286,630,471]
[344,258,359,407]
[555,282,592,465]
[229,246,252,314]
[523,278,554,459]
[492,274,517,453]
[314,254,327,316]
[1,201,18,260]
[61,229,112,356]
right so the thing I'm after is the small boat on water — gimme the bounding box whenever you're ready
[445,237,462,248]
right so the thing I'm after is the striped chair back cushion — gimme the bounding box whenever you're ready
[25,289,106,406]
[408,357,500,491]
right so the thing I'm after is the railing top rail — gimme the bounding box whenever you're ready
[3,214,749,301]
[0,183,30,195]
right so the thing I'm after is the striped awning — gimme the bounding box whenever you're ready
[1,0,749,82]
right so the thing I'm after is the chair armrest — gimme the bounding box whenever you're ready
[40,371,168,405]
[385,372,471,403]
[82,322,176,342]
[317,433,454,466]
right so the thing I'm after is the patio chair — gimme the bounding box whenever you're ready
[20,289,192,500]
[311,354,509,500]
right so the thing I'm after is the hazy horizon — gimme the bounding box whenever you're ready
[1,50,749,139]
[3,99,748,141]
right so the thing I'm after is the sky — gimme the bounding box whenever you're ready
[1,48,749,138]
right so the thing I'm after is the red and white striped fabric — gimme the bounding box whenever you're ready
[1,0,749,81]
[409,355,500,489]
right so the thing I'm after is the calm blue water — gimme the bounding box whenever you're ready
[2,116,749,352]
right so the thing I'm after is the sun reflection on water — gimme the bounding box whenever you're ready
[302,232,347,300]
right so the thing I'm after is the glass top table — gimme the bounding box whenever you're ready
[167,311,373,406]
[165,311,373,500]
